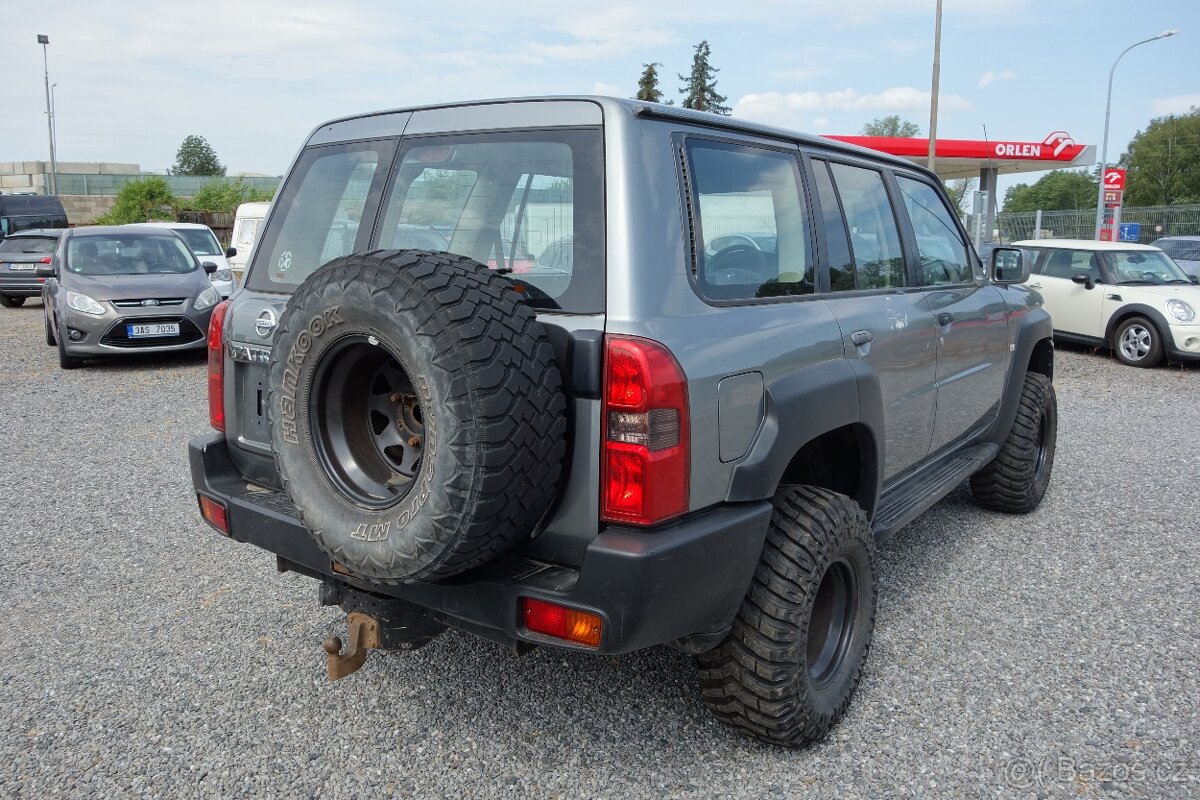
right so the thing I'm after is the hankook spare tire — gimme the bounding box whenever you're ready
[268,250,567,582]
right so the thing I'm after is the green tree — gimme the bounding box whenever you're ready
[1002,169,1098,212]
[679,40,730,115]
[1120,108,1200,206]
[95,177,178,225]
[185,178,275,213]
[172,135,226,177]
[861,115,921,137]
[635,62,672,104]
[944,177,977,214]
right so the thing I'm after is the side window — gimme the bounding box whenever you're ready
[895,175,973,285]
[248,141,393,290]
[686,139,813,300]
[810,159,855,291]
[827,162,906,290]
[1041,248,1097,280]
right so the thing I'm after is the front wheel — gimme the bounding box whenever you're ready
[970,371,1056,513]
[1112,316,1163,368]
[57,328,83,370]
[45,313,57,346]
[695,486,876,747]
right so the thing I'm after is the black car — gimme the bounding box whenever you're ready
[0,229,63,307]
[0,194,68,239]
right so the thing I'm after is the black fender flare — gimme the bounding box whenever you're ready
[1103,303,1172,347]
[726,357,883,518]
[988,306,1053,449]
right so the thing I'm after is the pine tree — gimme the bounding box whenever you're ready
[678,40,730,115]
[635,62,672,104]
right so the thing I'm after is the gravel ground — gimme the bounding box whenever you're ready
[1,300,1197,800]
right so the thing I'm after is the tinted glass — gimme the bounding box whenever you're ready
[0,236,57,254]
[896,175,973,285]
[248,140,394,290]
[66,234,196,276]
[1038,249,1097,280]
[377,129,604,312]
[811,160,855,291]
[1156,240,1200,261]
[827,162,906,290]
[688,140,813,300]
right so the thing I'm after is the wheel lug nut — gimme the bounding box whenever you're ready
[408,436,421,448]
[389,393,402,403]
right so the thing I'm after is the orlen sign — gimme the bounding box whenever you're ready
[827,131,1088,162]
[1103,168,1127,191]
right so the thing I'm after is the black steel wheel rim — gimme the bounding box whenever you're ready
[806,559,859,687]
[309,334,426,509]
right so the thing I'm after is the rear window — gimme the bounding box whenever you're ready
[1157,240,1200,262]
[173,228,222,256]
[0,236,56,254]
[376,129,604,312]
[247,140,395,291]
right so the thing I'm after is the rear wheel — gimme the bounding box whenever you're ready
[0,293,25,308]
[1112,316,1163,368]
[695,486,876,747]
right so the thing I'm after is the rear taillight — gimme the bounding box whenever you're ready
[601,335,689,526]
[39,256,52,263]
[521,598,602,647]
[207,300,230,431]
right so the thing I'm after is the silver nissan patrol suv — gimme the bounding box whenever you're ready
[189,97,1056,747]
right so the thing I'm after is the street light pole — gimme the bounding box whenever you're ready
[1092,29,1178,240]
[927,0,943,171]
[37,34,58,196]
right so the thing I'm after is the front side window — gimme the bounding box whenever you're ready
[66,234,196,276]
[895,175,973,285]
[1038,249,1098,281]
[377,129,604,312]
[827,162,906,290]
[687,139,813,301]
[248,140,394,290]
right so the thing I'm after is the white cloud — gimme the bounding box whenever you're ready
[979,69,1017,88]
[591,82,621,96]
[1152,93,1200,114]
[734,87,970,128]
[812,117,832,130]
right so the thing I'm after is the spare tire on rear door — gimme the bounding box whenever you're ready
[268,250,567,582]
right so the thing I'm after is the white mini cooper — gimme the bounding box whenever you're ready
[1013,239,1200,367]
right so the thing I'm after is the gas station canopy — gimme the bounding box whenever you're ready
[825,132,1096,180]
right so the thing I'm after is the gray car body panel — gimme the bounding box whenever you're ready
[217,96,1050,571]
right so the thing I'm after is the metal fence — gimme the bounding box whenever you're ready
[969,204,1200,244]
[44,173,279,198]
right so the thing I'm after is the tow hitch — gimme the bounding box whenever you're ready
[322,612,379,680]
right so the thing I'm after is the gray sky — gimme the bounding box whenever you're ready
[3,0,1196,197]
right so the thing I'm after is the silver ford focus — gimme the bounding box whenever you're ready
[40,226,221,369]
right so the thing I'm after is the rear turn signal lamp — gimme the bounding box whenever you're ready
[198,494,229,535]
[207,300,230,431]
[601,335,689,525]
[521,598,602,647]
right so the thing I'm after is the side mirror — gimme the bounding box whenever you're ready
[1070,271,1095,290]
[201,261,218,274]
[35,262,56,278]
[990,247,1030,284]
[225,247,237,258]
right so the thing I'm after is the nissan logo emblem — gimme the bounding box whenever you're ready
[255,308,277,337]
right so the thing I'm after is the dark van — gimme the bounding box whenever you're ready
[0,194,68,239]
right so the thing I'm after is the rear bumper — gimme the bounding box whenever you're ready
[189,433,771,654]
[0,275,43,296]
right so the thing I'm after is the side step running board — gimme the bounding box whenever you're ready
[872,443,999,540]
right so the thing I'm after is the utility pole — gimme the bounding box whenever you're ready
[926,0,943,172]
[38,34,58,196]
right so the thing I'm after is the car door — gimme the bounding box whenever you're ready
[809,156,939,481]
[893,174,1010,452]
[1028,248,1105,337]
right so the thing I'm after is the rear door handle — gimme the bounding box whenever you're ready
[850,329,873,346]
[937,312,954,326]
